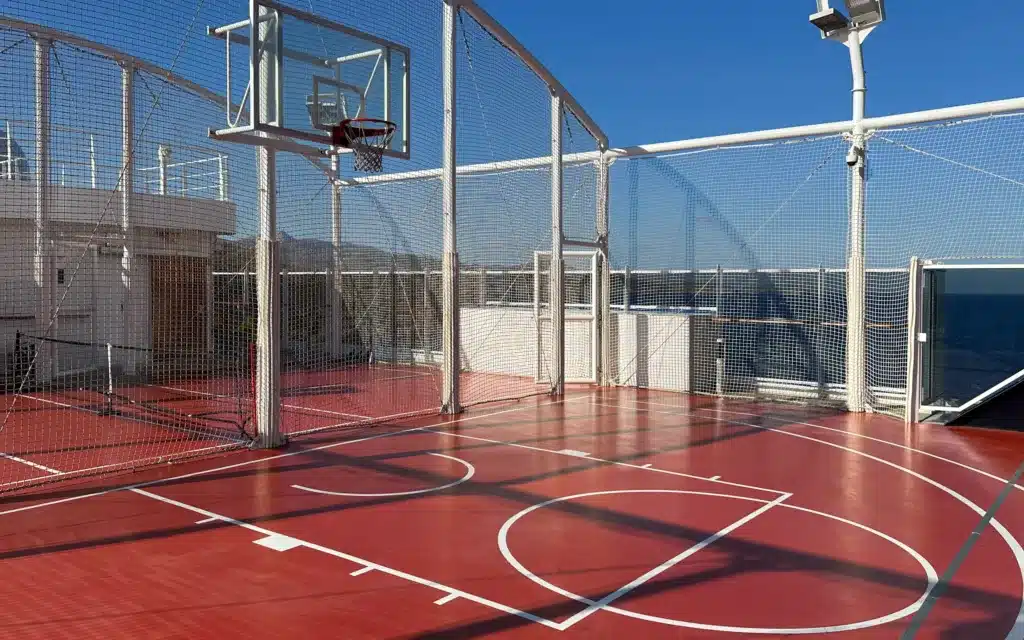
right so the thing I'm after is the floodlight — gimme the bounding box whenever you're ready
[809,8,849,34]
[844,0,885,28]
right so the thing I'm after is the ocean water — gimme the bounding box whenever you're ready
[927,293,1024,405]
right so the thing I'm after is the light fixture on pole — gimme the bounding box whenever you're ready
[809,0,885,39]
[808,0,886,414]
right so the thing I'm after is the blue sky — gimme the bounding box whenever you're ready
[4,0,1024,268]
[476,0,1024,147]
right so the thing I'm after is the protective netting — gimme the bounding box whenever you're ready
[0,30,262,492]
[865,112,1024,416]
[608,136,850,404]
[0,0,446,493]
[451,9,555,405]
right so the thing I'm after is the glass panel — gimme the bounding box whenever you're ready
[924,267,1024,407]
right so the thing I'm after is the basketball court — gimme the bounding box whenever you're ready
[3,0,1024,637]
[2,388,1023,638]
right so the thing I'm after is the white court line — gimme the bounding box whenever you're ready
[419,427,786,496]
[595,399,1024,640]
[292,453,475,498]
[628,398,1024,493]
[497,488,937,635]
[154,383,373,422]
[130,487,561,629]
[557,449,590,458]
[558,492,791,629]
[15,390,243,445]
[0,451,60,475]
[640,464,653,469]
[195,516,219,525]
[350,566,374,577]
[435,593,459,605]
[0,397,591,518]
[253,534,304,551]
[709,475,721,481]
[705,405,1024,493]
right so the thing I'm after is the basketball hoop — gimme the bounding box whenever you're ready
[332,118,396,173]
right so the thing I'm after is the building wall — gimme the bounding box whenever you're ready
[0,184,234,385]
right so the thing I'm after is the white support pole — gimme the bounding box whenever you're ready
[596,154,610,386]
[121,61,136,374]
[441,0,460,414]
[330,155,344,360]
[550,95,564,396]
[846,27,867,413]
[590,252,598,383]
[904,256,924,424]
[34,37,56,382]
[158,145,171,195]
[254,1,283,447]
[533,251,542,381]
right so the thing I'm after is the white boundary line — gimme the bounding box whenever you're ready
[557,492,792,629]
[0,397,590,517]
[420,427,786,496]
[592,399,1024,639]
[130,487,560,630]
[292,453,475,498]
[0,451,60,475]
[498,488,938,634]
[623,398,1024,494]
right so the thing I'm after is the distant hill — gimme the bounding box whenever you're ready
[214,233,532,272]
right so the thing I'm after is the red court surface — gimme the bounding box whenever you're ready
[1,388,1023,638]
[0,364,545,493]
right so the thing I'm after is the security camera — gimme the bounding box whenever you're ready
[846,146,860,167]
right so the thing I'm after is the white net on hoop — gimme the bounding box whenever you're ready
[341,119,396,173]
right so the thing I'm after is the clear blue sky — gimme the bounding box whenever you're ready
[477,0,1024,147]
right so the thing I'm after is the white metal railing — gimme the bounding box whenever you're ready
[2,118,229,200]
[139,146,229,200]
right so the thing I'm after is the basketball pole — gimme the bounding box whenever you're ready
[441,0,461,414]
[845,24,868,414]
[253,0,284,446]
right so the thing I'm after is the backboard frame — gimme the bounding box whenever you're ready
[207,0,411,161]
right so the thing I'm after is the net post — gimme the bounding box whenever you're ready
[904,256,924,424]
[550,94,564,396]
[33,35,56,383]
[253,1,284,447]
[596,152,611,386]
[846,27,868,413]
[121,60,137,375]
[441,0,460,414]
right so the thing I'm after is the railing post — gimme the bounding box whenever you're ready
[218,154,228,201]
[550,94,564,396]
[5,120,13,180]
[89,134,97,189]
[441,0,460,413]
[158,145,171,195]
